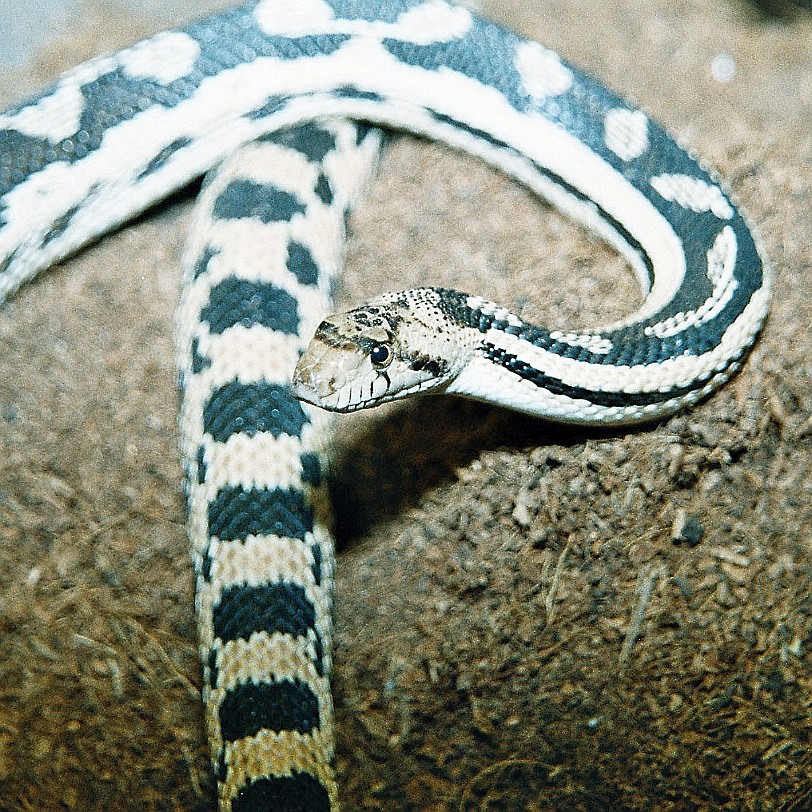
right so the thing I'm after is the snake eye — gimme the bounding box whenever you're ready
[369,342,394,369]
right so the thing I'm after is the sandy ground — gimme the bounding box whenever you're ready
[0,1,810,810]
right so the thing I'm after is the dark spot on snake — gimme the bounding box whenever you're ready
[199,544,213,582]
[212,178,306,223]
[263,124,337,161]
[312,634,325,677]
[314,171,333,204]
[310,543,322,585]
[354,120,378,145]
[191,245,219,280]
[409,355,445,376]
[245,93,290,122]
[331,86,385,104]
[287,241,320,286]
[196,445,207,485]
[300,452,323,486]
[0,247,18,278]
[136,136,193,178]
[190,337,210,374]
[40,203,81,247]
[215,748,227,784]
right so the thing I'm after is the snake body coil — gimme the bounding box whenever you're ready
[0,1,769,809]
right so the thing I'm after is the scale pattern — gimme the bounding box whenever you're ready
[177,122,382,809]
[0,1,770,810]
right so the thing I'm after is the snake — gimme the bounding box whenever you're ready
[0,0,769,810]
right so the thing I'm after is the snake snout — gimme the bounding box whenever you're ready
[291,361,325,407]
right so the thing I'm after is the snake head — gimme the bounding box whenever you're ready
[292,289,473,412]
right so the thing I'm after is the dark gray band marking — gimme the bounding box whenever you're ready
[208,486,314,542]
[203,382,309,442]
[201,278,301,335]
[219,679,320,739]
[213,582,317,642]
[232,773,331,812]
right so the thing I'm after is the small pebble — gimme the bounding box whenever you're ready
[672,508,704,546]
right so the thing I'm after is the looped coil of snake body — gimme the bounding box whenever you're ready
[0,1,769,809]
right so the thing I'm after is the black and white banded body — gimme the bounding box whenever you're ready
[0,1,769,810]
[177,122,382,810]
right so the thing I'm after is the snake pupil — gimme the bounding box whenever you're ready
[370,343,393,368]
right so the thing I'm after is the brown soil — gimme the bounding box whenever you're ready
[0,1,809,810]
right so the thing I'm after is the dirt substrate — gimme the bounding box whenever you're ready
[0,1,810,810]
